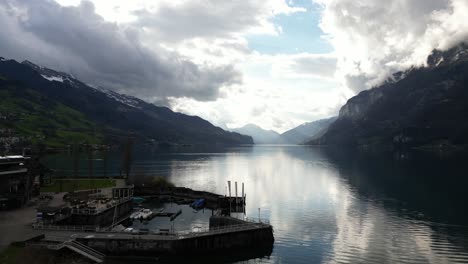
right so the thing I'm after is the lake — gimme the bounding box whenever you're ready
[43,145,468,263]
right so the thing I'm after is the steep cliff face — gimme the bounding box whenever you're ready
[281,117,337,144]
[314,44,468,148]
[339,89,384,120]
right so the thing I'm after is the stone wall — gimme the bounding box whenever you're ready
[79,219,274,256]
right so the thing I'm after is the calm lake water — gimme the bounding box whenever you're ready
[43,145,468,263]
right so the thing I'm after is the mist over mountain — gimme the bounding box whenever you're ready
[310,44,468,149]
[231,124,281,144]
[231,118,337,145]
[0,57,253,148]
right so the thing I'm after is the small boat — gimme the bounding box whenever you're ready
[190,198,205,209]
[112,224,126,232]
[130,209,144,219]
[140,209,153,220]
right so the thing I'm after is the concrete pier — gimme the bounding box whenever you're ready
[30,216,274,261]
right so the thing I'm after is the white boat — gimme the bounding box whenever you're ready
[112,224,126,232]
[140,209,153,220]
[130,209,143,219]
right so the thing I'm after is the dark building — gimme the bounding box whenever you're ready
[0,155,36,209]
[35,186,134,228]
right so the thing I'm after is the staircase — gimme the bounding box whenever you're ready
[63,241,105,263]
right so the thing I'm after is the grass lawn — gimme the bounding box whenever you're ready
[0,244,76,264]
[0,245,22,264]
[40,178,116,192]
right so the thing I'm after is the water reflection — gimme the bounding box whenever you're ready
[42,146,468,263]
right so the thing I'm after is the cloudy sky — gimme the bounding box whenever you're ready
[1,0,467,132]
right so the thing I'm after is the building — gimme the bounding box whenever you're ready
[0,155,37,209]
[35,186,134,228]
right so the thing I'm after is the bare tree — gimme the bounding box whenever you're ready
[121,137,133,182]
[103,149,108,179]
[88,146,93,189]
[72,144,79,178]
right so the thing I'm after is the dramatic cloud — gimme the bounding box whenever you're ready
[270,53,337,79]
[315,0,468,94]
[134,1,304,43]
[170,65,343,133]
[0,0,245,101]
[0,0,323,132]
[10,0,468,132]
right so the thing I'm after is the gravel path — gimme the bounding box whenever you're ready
[0,193,66,251]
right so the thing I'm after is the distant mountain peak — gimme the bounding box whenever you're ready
[19,59,144,109]
[97,87,143,109]
[21,60,41,70]
[231,123,281,144]
[21,60,75,84]
[239,123,279,134]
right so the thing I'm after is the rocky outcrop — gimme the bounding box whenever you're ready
[312,44,468,149]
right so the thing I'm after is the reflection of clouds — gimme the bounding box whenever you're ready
[327,181,468,263]
[163,146,468,263]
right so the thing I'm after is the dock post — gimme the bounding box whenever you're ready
[235,182,238,218]
[242,183,245,219]
[228,181,231,216]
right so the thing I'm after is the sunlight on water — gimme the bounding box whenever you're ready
[43,145,468,263]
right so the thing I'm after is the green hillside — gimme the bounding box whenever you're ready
[0,78,103,147]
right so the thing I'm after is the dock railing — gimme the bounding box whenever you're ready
[32,216,271,238]
[33,222,99,232]
[175,218,271,238]
[244,217,270,225]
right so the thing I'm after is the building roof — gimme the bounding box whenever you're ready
[37,205,69,213]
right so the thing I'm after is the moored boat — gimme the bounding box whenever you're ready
[140,209,153,219]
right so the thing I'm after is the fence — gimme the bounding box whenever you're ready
[245,217,270,225]
[33,216,272,239]
[175,218,271,238]
[33,223,99,232]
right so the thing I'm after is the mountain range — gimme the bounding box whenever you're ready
[0,57,253,149]
[231,124,282,144]
[3,43,466,151]
[310,44,468,149]
[231,117,337,144]
[281,117,337,144]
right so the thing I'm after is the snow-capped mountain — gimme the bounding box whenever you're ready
[0,58,253,146]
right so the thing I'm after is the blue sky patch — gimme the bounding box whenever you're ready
[247,1,333,54]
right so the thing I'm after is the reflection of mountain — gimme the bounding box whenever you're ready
[314,45,468,148]
[0,58,253,147]
[323,148,468,225]
[43,145,468,262]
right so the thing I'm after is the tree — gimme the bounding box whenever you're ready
[72,144,79,178]
[121,137,133,181]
